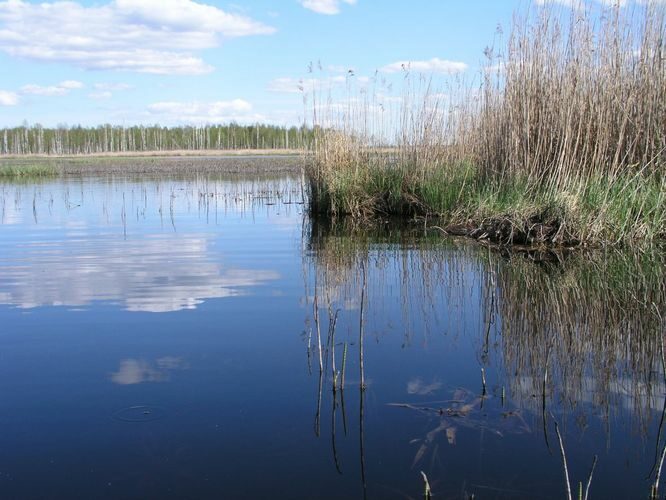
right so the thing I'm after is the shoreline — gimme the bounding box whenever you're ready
[3,154,662,249]
[0,148,306,159]
[0,152,306,175]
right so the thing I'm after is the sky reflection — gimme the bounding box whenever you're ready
[110,357,188,385]
[0,176,300,312]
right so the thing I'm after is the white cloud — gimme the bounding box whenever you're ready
[21,85,67,96]
[0,89,18,105]
[115,0,273,36]
[149,99,252,114]
[0,0,275,75]
[484,61,507,74]
[88,91,113,100]
[147,99,265,124]
[20,80,84,96]
[536,0,665,7]
[300,0,356,15]
[59,80,84,89]
[376,92,403,104]
[267,76,347,93]
[267,77,304,94]
[535,0,586,7]
[380,57,468,74]
[93,82,133,91]
[88,82,132,99]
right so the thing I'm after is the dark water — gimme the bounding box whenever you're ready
[0,173,664,499]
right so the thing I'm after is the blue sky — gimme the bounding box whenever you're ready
[0,0,650,127]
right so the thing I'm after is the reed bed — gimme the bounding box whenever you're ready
[307,3,666,246]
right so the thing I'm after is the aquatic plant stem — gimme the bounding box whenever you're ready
[314,370,323,437]
[328,307,340,389]
[313,273,323,373]
[341,341,348,391]
[653,442,666,499]
[359,381,367,500]
[554,418,572,500]
[543,343,553,454]
[584,455,598,500]
[359,260,367,391]
[420,471,432,500]
[331,390,342,474]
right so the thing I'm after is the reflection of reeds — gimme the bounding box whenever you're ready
[305,222,665,497]
[307,226,372,498]
[359,260,367,390]
[359,377,367,500]
[306,221,666,427]
[649,323,666,499]
[498,249,666,427]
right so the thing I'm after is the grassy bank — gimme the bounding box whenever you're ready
[0,164,58,178]
[310,162,665,245]
[307,4,665,246]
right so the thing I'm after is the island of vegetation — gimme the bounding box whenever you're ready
[306,4,665,247]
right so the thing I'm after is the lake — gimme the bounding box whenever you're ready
[0,171,663,499]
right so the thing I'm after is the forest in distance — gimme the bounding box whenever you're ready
[0,123,316,155]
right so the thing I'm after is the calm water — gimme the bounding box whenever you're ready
[0,173,664,499]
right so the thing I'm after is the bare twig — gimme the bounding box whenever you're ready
[553,417,572,500]
[584,455,598,500]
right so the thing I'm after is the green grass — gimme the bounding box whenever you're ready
[308,161,665,246]
[0,164,58,178]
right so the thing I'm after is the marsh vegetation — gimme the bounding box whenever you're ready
[0,163,58,178]
[307,4,665,246]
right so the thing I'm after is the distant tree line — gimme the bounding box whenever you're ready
[0,123,316,155]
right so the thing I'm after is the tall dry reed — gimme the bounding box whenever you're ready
[477,5,665,185]
[307,2,666,245]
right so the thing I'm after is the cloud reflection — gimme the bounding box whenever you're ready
[0,176,301,312]
[0,235,280,312]
[407,377,442,396]
[110,357,188,385]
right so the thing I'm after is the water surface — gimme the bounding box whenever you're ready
[0,172,663,499]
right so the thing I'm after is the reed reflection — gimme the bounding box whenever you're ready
[303,218,666,497]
